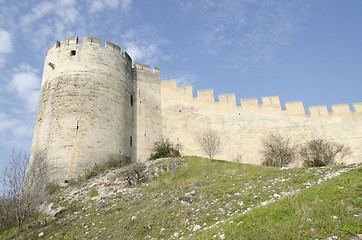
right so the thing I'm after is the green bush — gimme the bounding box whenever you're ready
[300,138,351,167]
[148,139,181,160]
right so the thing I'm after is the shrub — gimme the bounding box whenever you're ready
[300,139,351,167]
[124,163,147,185]
[149,139,181,160]
[261,134,296,167]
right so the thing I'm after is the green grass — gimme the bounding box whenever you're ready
[193,166,361,239]
[0,156,360,239]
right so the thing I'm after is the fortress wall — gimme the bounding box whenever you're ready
[309,105,329,117]
[30,36,134,183]
[331,104,351,114]
[284,101,305,115]
[132,63,163,162]
[29,36,362,183]
[353,103,362,112]
[161,81,362,165]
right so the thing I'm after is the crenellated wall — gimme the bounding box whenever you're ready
[29,36,163,183]
[160,79,362,165]
[28,36,361,183]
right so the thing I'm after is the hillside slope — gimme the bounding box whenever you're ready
[0,157,360,239]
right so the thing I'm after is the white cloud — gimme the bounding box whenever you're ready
[89,0,132,13]
[90,0,105,13]
[174,73,197,86]
[20,1,53,27]
[0,28,13,67]
[0,112,17,132]
[121,26,170,64]
[7,64,41,113]
[124,41,158,63]
[0,111,34,153]
[120,0,132,10]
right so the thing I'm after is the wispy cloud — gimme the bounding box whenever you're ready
[13,0,134,55]
[0,28,13,67]
[89,0,132,13]
[0,111,34,151]
[163,72,198,86]
[121,26,171,64]
[177,0,313,70]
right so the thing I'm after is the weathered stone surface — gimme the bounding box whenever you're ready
[28,36,362,183]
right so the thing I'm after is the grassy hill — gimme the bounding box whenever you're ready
[0,156,361,239]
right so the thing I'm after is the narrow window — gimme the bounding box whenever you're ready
[131,94,133,106]
[70,50,76,56]
[48,62,55,69]
[130,136,133,146]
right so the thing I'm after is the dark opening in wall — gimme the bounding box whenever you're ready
[130,136,133,146]
[131,94,133,106]
[70,50,76,56]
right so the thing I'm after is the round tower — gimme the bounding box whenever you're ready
[29,36,134,183]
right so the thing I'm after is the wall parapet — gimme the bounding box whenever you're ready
[46,36,132,64]
[133,62,160,76]
[161,80,362,117]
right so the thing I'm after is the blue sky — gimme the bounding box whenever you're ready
[0,0,361,169]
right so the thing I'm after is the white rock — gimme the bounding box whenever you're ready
[174,232,179,237]
[193,225,201,232]
[131,215,137,220]
[39,232,44,237]
[273,193,281,198]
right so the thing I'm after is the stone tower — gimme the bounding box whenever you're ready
[29,36,163,183]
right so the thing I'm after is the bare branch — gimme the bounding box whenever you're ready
[196,128,221,161]
[0,150,49,228]
[261,134,296,167]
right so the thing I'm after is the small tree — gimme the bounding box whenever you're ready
[261,133,296,167]
[0,150,49,228]
[300,138,351,167]
[149,139,181,160]
[196,128,221,162]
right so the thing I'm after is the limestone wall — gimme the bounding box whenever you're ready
[161,80,362,165]
[30,36,134,183]
[28,36,361,183]
[132,62,163,162]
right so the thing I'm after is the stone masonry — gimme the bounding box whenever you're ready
[28,36,362,183]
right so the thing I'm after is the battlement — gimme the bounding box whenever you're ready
[161,80,362,117]
[46,36,132,63]
[133,62,160,75]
